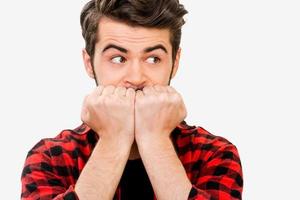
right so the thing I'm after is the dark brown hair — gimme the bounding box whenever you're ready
[80,0,188,62]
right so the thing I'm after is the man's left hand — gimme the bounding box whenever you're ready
[135,85,187,143]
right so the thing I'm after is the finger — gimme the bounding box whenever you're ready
[102,85,115,95]
[115,86,127,97]
[143,86,156,95]
[95,85,104,96]
[126,88,136,99]
[85,87,97,100]
[81,95,89,108]
[166,86,176,93]
[154,85,166,93]
[81,95,90,122]
[135,90,144,100]
[97,85,104,96]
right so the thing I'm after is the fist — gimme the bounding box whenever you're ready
[134,85,187,142]
[81,85,136,144]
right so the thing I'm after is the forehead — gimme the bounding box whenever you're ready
[97,17,172,51]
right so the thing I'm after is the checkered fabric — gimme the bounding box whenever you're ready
[21,121,243,199]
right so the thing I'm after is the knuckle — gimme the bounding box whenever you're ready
[80,108,89,122]
[173,93,182,101]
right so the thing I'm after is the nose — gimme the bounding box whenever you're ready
[124,60,146,90]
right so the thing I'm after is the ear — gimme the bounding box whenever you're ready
[171,48,181,79]
[82,49,95,79]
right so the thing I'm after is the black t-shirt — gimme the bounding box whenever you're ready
[119,159,154,199]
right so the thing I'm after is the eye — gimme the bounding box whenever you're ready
[111,56,126,64]
[146,56,161,64]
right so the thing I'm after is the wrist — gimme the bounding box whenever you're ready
[99,129,134,144]
[136,133,174,155]
[135,130,171,145]
[96,135,133,156]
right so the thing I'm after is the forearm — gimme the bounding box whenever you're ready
[75,137,132,200]
[138,135,192,200]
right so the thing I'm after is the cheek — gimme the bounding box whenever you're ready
[145,65,173,84]
[93,60,124,85]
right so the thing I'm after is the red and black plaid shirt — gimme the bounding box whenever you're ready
[21,122,243,199]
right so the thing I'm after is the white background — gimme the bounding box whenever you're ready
[0,0,299,199]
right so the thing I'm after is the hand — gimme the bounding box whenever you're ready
[134,85,187,143]
[81,85,136,145]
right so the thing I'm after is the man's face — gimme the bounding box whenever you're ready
[83,17,180,89]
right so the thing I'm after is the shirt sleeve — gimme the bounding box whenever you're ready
[187,144,243,200]
[21,140,79,200]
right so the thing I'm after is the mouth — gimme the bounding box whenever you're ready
[135,88,144,92]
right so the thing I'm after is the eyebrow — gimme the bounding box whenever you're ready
[102,44,168,54]
[144,44,168,54]
[102,44,128,53]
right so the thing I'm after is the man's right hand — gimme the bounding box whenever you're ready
[76,86,136,200]
[81,85,136,145]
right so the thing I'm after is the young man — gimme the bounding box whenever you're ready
[21,0,243,199]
